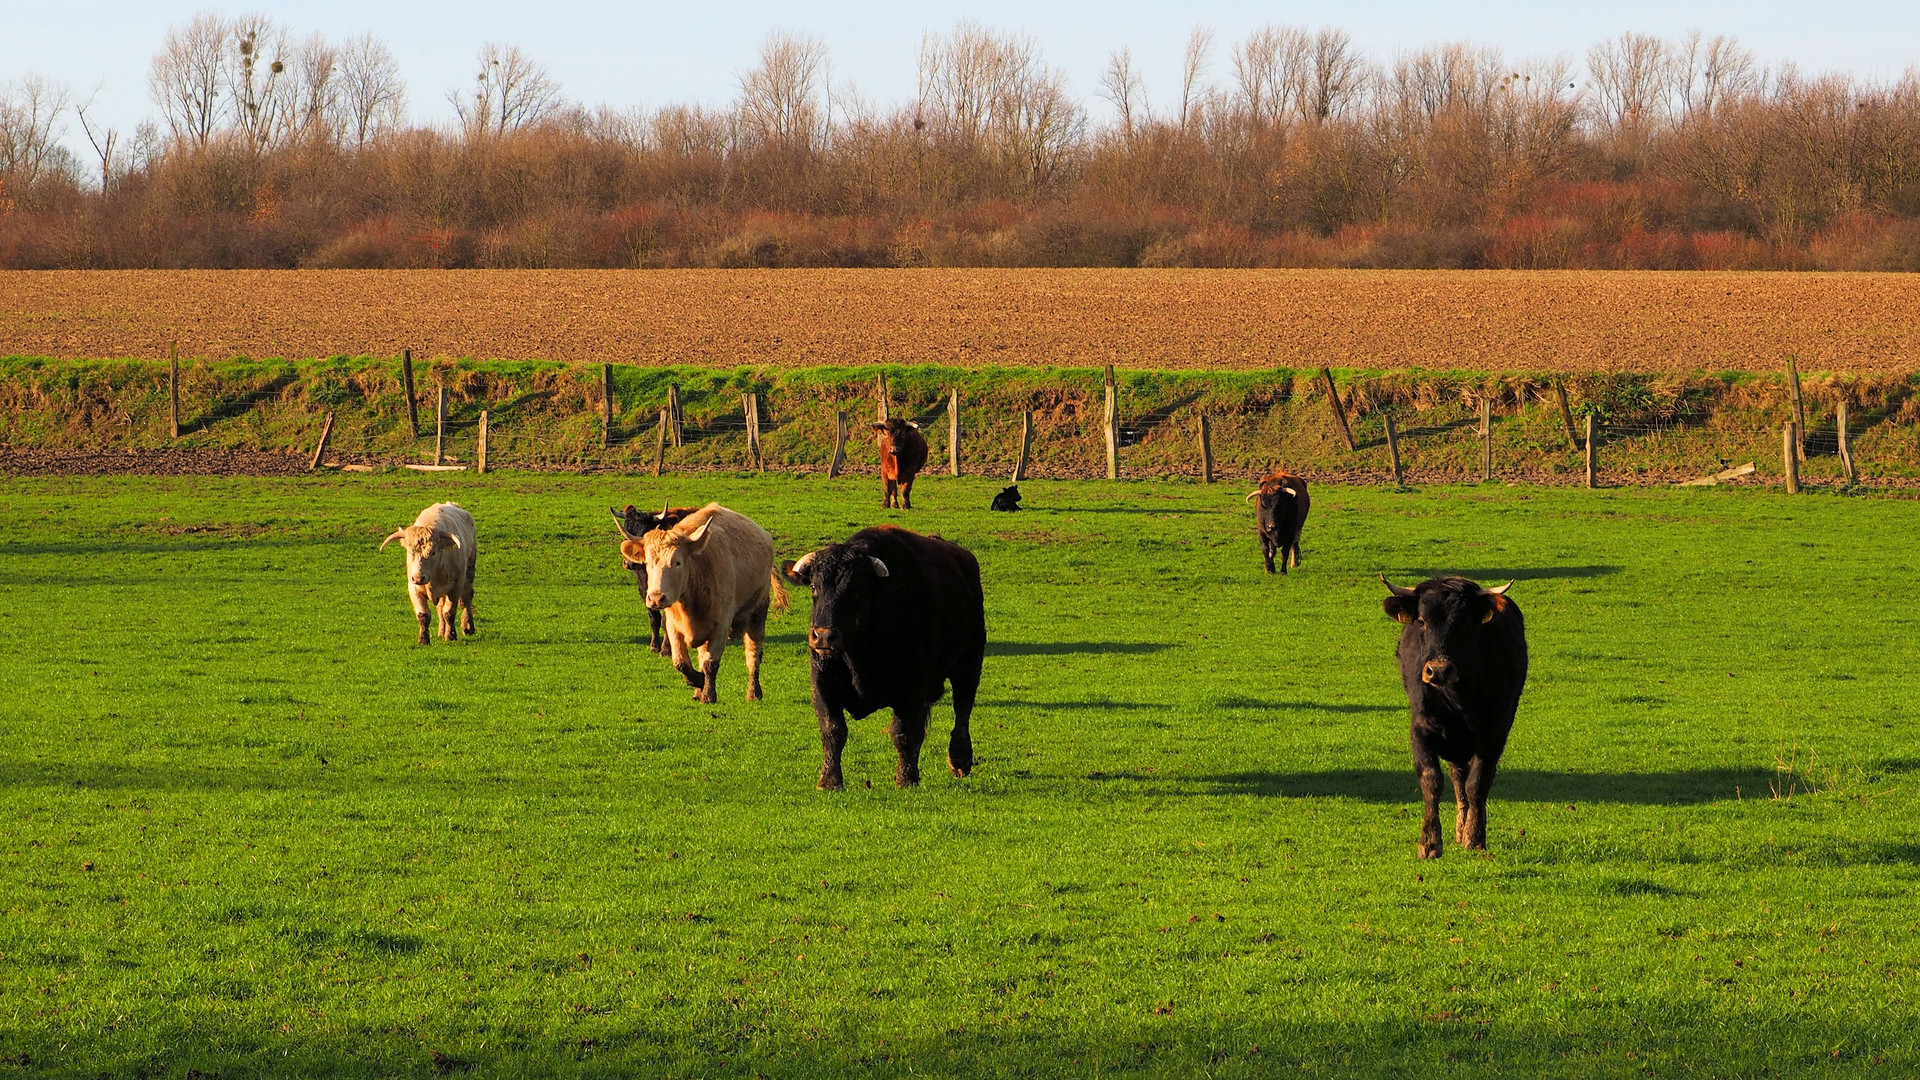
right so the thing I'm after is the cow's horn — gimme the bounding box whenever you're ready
[379,528,407,551]
[1244,489,1261,502]
[790,551,818,576]
[1484,580,1514,596]
[869,557,890,578]
[611,507,640,541]
[662,498,670,517]
[1380,573,1416,597]
[906,421,920,430]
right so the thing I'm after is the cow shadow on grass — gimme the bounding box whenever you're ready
[1213,696,1400,714]
[1385,565,1623,582]
[1180,767,1774,805]
[988,641,1172,656]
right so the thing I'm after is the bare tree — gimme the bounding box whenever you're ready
[1675,31,1758,119]
[918,22,1084,192]
[337,33,406,148]
[150,12,227,147]
[1179,28,1214,131]
[227,14,294,151]
[1099,47,1146,141]
[288,33,340,144]
[1302,28,1369,122]
[451,43,562,137]
[73,85,120,192]
[737,31,829,151]
[0,75,75,190]
[1587,32,1674,140]
[1232,25,1311,128]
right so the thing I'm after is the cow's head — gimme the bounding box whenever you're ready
[871,418,919,450]
[1245,476,1300,538]
[637,517,715,611]
[1381,575,1513,689]
[782,545,890,659]
[381,524,461,587]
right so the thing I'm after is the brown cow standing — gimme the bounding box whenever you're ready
[873,419,928,509]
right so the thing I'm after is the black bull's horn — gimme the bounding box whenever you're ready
[610,505,640,541]
[1380,573,1416,597]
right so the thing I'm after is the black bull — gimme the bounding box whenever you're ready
[783,526,986,790]
[610,503,699,654]
[1382,575,1527,859]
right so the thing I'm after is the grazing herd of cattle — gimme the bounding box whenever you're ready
[381,455,1529,860]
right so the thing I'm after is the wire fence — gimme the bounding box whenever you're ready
[2,357,1905,487]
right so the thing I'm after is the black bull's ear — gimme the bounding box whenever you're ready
[781,555,816,587]
[1383,595,1416,625]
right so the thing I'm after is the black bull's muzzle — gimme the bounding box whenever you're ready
[808,626,844,656]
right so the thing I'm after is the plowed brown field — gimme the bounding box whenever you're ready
[4,269,1918,371]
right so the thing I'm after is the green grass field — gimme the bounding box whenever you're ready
[1,473,1916,1078]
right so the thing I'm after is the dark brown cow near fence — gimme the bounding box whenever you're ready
[872,419,928,509]
[1245,471,1310,573]
[1381,575,1528,859]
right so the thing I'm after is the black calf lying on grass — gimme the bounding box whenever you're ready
[1382,575,1527,859]
[989,485,1022,511]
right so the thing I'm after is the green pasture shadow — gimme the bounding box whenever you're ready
[1179,767,1774,805]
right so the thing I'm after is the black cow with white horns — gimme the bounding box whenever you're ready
[1381,575,1528,859]
[610,502,700,655]
[782,526,986,790]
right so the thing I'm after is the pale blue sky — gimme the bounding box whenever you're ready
[12,0,1920,157]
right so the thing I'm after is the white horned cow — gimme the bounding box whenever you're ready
[380,501,477,645]
[622,502,786,703]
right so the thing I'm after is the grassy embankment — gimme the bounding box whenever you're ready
[1,472,1917,1077]
[2,356,1913,482]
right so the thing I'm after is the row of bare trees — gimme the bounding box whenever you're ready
[6,17,1920,269]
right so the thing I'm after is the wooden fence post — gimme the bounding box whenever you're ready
[744,392,763,471]
[1197,413,1213,484]
[1384,414,1404,487]
[476,411,489,474]
[1786,359,1806,463]
[601,364,614,450]
[1479,397,1493,481]
[1784,422,1800,494]
[875,371,890,423]
[667,383,683,447]
[829,411,848,477]
[1555,380,1578,449]
[308,411,334,471]
[949,388,962,477]
[653,408,668,477]
[1014,411,1032,483]
[1320,367,1354,451]
[434,385,447,465]
[1103,366,1118,480]
[401,348,419,439]
[168,341,181,440]
[1584,415,1597,489]
[1837,398,1856,483]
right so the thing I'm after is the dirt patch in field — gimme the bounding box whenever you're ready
[6,269,1920,373]
[0,448,316,477]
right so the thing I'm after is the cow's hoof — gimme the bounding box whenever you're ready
[818,773,844,791]
[692,691,716,705]
[746,686,763,702]
[1418,843,1443,860]
[948,758,972,778]
[895,771,920,788]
